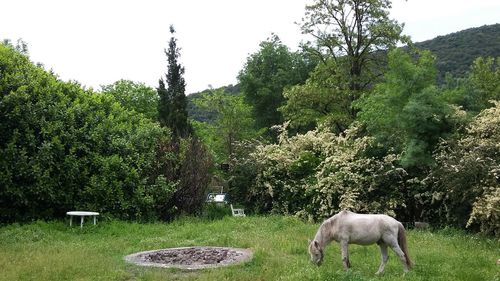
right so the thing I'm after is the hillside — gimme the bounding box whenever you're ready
[188,24,500,121]
[187,84,240,123]
[415,23,500,81]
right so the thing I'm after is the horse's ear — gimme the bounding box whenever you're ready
[314,240,319,248]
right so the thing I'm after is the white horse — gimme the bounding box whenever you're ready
[308,210,412,274]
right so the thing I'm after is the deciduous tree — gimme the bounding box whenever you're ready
[356,48,455,167]
[297,0,407,122]
[238,35,316,132]
[192,88,258,163]
[280,58,353,133]
[102,80,158,120]
[468,56,500,110]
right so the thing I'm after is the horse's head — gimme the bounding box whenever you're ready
[308,240,324,266]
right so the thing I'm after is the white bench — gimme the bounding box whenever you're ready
[66,211,100,228]
[230,204,246,217]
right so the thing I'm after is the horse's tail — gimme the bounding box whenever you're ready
[398,223,413,269]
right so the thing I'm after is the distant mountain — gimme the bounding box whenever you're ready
[415,23,500,81]
[187,84,240,123]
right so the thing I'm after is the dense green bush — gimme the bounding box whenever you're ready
[173,137,213,217]
[227,140,260,211]
[0,43,173,222]
[151,135,213,220]
[201,203,231,220]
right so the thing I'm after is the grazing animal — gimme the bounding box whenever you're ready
[308,210,412,274]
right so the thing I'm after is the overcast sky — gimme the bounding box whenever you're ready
[1,0,499,94]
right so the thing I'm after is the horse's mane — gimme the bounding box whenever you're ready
[314,215,337,247]
[315,211,355,245]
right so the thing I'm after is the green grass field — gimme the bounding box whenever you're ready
[0,216,498,281]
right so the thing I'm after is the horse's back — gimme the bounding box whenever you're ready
[336,211,401,245]
[340,211,400,224]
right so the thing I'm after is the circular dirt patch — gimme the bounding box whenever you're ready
[124,247,253,270]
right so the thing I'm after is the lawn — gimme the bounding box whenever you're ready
[0,215,498,281]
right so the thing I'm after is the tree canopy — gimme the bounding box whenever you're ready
[280,58,354,133]
[278,0,407,134]
[238,34,316,133]
[356,48,456,167]
[300,0,406,91]
[102,79,159,120]
[192,88,258,163]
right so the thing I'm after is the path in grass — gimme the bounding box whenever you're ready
[0,216,498,281]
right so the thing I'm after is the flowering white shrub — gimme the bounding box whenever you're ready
[249,123,408,221]
[467,103,500,236]
[429,101,500,236]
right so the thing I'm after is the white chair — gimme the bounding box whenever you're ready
[230,204,246,217]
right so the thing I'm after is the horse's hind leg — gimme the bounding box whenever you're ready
[388,240,409,273]
[340,240,351,270]
[376,243,389,275]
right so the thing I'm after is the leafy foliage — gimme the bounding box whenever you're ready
[187,84,241,123]
[357,48,457,167]
[1,14,499,238]
[101,80,159,120]
[173,137,213,217]
[227,140,260,210]
[191,88,258,163]
[441,56,500,115]
[467,56,500,111]
[301,0,405,62]
[280,58,355,133]
[297,0,406,125]
[0,43,173,222]
[238,34,315,132]
[277,0,407,136]
[151,135,213,220]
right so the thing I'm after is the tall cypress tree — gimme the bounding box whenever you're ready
[158,25,190,139]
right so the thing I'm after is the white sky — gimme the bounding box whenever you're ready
[1,0,499,94]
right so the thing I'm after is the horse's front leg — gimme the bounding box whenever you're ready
[340,240,350,270]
